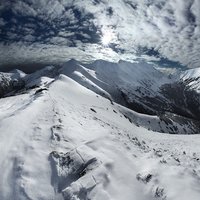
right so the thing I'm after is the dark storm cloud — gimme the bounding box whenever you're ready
[0,0,199,71]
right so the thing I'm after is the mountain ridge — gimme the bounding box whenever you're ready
[0,59,200,134]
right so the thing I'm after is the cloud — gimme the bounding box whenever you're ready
[111,0,200,68]
[0,18,6,26]
[0,0,199,70]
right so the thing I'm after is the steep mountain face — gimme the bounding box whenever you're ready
[0,70,26,97]
[1,59,200,134]
[59,59,200,134]
[158,67,200,121]
[67,60,200,119]
[60,59,172,112]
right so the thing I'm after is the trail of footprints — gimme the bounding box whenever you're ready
[48,101,200,200]
[51,125,62,142]
[50,98,66,145]
[48,104,102,199]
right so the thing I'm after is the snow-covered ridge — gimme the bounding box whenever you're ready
[179,67,200,92]
[181,67,200,80]
[1,59,200,134]
[59,59,200,125]
[60,59,172,107]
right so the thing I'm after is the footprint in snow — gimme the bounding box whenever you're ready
[136,172,167,199]
[136,172,152,184]
[50,125,63,142]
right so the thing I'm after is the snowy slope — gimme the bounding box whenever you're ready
[60,59,172,109]
[180,67,200,92]
[60,59,181,116]
[1,59,200,135]
[1,73,200,200]
[59,59,200,134]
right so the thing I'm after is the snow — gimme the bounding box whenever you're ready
[0,69,26,84]
[180,67,200,92]
[59,59,173,110]
[181,67,200,80]
[0,69,200,200]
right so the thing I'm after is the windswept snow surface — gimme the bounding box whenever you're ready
[0,72,200,200]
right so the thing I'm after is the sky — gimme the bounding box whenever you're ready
[0,0,199,72]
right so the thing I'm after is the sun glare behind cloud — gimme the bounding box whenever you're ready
[101,28,116,46]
